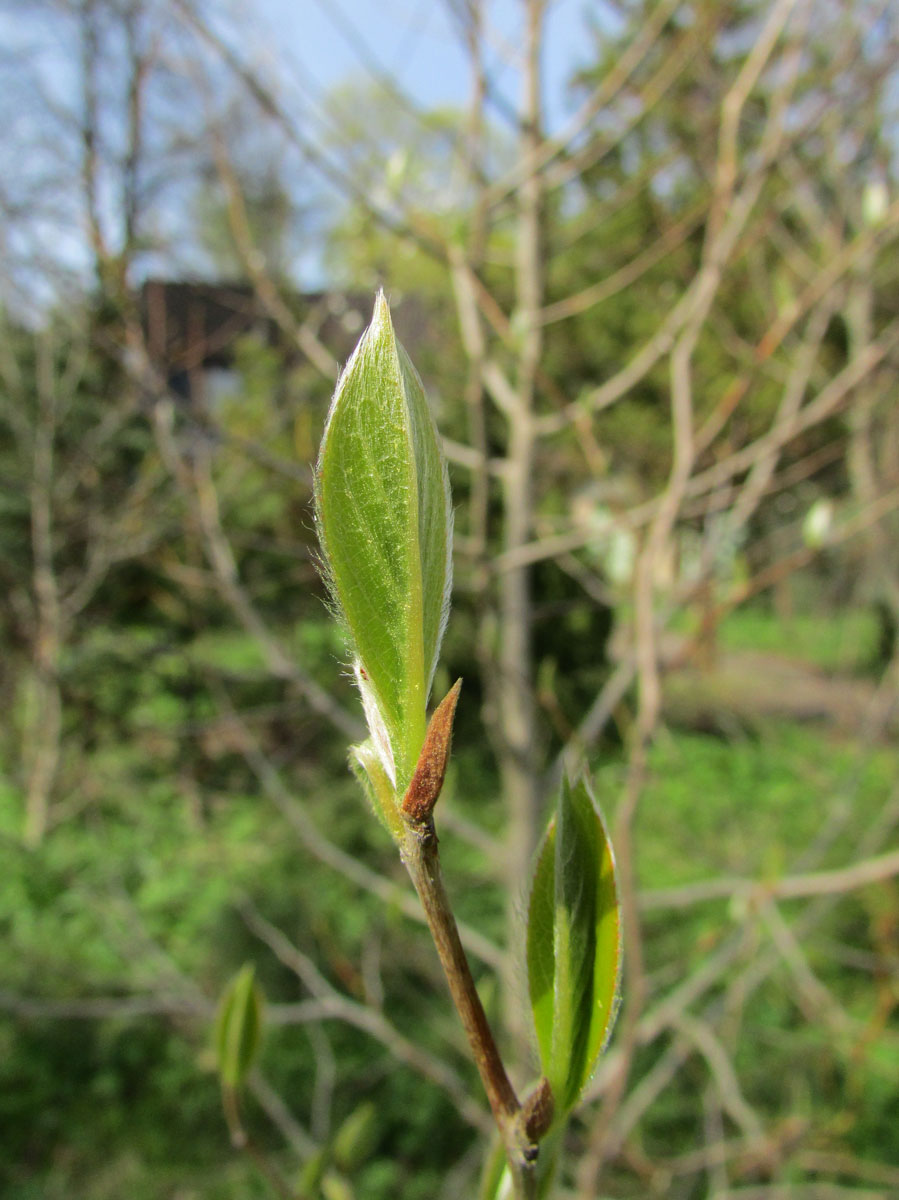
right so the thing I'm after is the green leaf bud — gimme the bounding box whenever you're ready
[526,775,621,1114]
[315,292,453,794]
[332,1100,380,1173]
[215,963,264,1089]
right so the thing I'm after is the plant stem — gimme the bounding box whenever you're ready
[401,816,538,1198]
[222,1083,296,1200]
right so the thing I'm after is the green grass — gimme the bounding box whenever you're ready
[715,605,881,673]
[630,723,894,890]
[591,605,894,891]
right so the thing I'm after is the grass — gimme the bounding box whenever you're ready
[714,604,881,673]
[632,723,894,889]
[589,605,895,891]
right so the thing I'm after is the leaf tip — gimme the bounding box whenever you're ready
[372,287,393,333]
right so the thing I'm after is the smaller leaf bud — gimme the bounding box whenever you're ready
[215,964,264,1089]
[332,1101,380,1172]
[802,498,834,549]
[522,1076,555,1142]
[862,180,888,227]
[402,679,462,823]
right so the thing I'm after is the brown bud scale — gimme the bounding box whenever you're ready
[522,1076,555,1143]
[402,679,462,823]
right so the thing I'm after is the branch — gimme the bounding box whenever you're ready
[240,899,492,1133]
[400,814,537,1196]
[150,399,362,742]
[639,848,899,911]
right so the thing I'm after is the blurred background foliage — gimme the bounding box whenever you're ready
[1,0,898,1197]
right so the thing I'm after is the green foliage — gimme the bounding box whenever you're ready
[715,605,882,674]
[3,599,897,1198]
[633,722,894,891]
[527,775,621,1114]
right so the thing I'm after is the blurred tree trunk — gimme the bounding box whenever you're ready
[846,271,899,664]
[497,0,545,1036]
[23,343,62,846]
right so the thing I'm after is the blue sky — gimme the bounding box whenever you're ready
[202,0,609,283]
[240,0,603,133]
[0,0,609,304]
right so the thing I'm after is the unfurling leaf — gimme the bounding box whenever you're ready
[215,964,264,1088]
[314,292,453,796]
[526,775,621,1114]
[350,738,404,840]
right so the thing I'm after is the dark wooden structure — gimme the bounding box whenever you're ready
[139,280,432,404]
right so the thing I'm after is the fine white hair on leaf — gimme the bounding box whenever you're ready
[354,658,396,787]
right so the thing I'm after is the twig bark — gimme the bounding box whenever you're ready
[400,814,538,1197]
